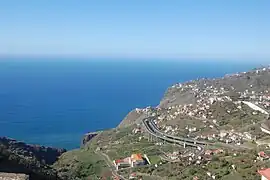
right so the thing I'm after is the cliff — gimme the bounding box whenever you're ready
[81,131,101,147]
[0,137,66,180]
[117,108,147,129]
[80,108,147,145]
[0,173,29,180]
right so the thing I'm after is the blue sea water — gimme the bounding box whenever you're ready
[0,58,264,149]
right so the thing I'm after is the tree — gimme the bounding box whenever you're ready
[188,168,197,175]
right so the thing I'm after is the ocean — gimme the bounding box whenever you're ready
[0,58,264,149]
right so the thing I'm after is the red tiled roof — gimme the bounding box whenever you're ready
[258,168,270,179]
[115,159,124,164]
[131,154,143,161]
[259,151,267,157]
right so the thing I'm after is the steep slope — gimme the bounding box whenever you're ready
[117,108,147,128]
[0,137,66,180]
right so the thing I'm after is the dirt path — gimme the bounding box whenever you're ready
[96,151,127,180]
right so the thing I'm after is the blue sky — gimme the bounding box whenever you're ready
[1,0,270,59]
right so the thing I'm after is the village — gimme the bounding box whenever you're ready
[107,67,270,180]
[112,123,270,180]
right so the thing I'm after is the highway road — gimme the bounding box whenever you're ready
[148,117,207,145]
[142,117,205,157]
[143,100,270,153]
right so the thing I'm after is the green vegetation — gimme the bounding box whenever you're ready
[209,101,267,132]
[54,123,270,180]
[53,149,109,180]
[148,155,161,164]
[115,148,268,180]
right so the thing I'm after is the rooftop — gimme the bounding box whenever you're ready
[131,153,143,161]
[258,168,270,179]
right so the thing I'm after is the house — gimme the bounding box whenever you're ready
[167,152,179,160]
[205,150,213,156]
[204,155,212,161]
[213,149,224,155]
[204,149,223,156]
[130,154,145,167]
[132,128,141,134]
[113,158,131,170]
[219,131,228,138]
[129,173,137,179]
[258,151,269,161]
[258,168,270,180]
[243,132,253,140]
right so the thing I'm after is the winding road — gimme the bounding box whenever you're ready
[96,151,127,180]
[142,117,205,157]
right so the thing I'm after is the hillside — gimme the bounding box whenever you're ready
[0,137,66,180]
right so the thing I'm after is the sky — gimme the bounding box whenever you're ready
[1,0,270,59]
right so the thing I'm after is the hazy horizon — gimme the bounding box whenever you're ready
[0,55,270,63]
[1,1,270,59]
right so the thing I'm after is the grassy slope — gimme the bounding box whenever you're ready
[53,149,109,180]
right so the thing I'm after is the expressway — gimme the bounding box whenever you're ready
[147,117,207,146]
[143,101,270,152]
[142,117,205,156]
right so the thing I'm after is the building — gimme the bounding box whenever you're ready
[130,154,145,167]
[205,150,213,156]
[213,149,224,155]
[205,149,223,156]
[258,168,270,180]
[113,153,146,170]
[258,151,269,161]
[113,158,131,170]
[167,152,179,160]
[129,173,137,179]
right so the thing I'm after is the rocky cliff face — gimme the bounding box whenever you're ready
[0,137,66,165]
[0,137,66,180]
[81,132,100,147]
[0,173,29,180]
[117,108,147,129]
